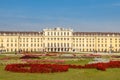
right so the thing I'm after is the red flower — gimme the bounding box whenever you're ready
[97,63,106,71]
[5,64,69,73]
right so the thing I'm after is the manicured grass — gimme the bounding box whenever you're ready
[1,65,120,80]
[64,59,92,65]
[1,54,120,80]
[0,55,6,58]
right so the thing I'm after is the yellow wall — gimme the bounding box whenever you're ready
[0,28,120,53]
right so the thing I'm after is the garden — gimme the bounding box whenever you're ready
[1,52,120,80]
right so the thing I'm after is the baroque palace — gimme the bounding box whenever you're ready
[0,27,120,53]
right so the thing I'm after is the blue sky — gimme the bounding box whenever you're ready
[0,0,120,32]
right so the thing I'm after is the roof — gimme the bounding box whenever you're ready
[73,32,120,35]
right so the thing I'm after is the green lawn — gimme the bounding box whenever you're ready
[0,54,120,80]
[1,65,120,80]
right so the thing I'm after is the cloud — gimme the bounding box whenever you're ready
[0,20,120,32]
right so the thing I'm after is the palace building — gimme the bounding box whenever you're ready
[0,27,120,53]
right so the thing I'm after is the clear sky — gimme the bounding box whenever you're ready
[0,0,120,32]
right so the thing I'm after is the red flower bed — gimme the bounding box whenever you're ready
[20,55,40,59]
[45,53,57,56]
[96,63,106,71]
[68,61,120,71]
[5,61,120,73]
[5,64,69,73]
[82,54,102,58]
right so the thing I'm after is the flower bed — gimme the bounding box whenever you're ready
[5,61,120,73]
[45,53,57,56]
[0,60,26,65]
[5,64,69,73]
[82,54,102,58]
[68,61,120,71]
[20,55,40,59]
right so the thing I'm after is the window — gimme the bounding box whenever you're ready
[51,43,53,47]
[86,44,88,47]
[67,32,69,36]
[67,43,69,47]
[37,44,39,47]
[57,32,59,36]
[54,43,56,47]
[23,44,25,47]
[98,44,100,47]
[101,44,103,47]
[7,44,9,47]
[79,44,81,47]
[61,32,63,36]
[76,44,78,47]
[104,44,106,47]
[37,38,39,42]
[26,44,28,47]
[64,43,66,47]
[23,38,25,42]
[48,43,50,47]
[57,43,59,47]
[15,44,17,47]
[11,49,13,52]
[115,44,117,47]
[11,39,13,42]
[48,32,49,36]
[89,44,91,47]
[83,44,84,47]
[26,38,28,42]
[41,44,42,47]
[54,32,56,36]
[31,44,33,47]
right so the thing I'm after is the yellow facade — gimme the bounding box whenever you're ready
[0,27,120,53]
